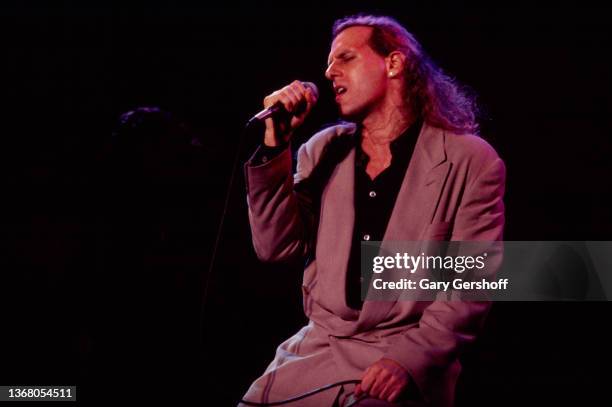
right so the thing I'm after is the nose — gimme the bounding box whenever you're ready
[325,61,340,81]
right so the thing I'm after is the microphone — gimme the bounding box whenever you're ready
[248,82,319,124]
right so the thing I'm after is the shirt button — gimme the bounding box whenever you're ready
[262,156,268,163]
[363,234,370,241]
[369,190,376,198]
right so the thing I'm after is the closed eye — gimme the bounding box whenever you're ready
[327,51,355,67]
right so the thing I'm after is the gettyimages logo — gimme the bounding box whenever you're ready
[372,252,488,274]
[361,241,612,301]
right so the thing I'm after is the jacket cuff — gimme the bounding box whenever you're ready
[244,144,292,193]
[250,143,289,166]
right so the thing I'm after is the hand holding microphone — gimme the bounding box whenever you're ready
[253,80,318,147]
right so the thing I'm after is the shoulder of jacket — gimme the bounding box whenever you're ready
[298,121,357,158]
[443,129,501,165]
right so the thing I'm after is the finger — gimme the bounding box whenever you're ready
[388,388,402,403]
[302,89,315,114]
[292,79,306,93]
[304,87,317,105]
[378,380,397,402]
[359,367,378,394]
[284,85,304,111]
[289,80,309,103]
[264,87,298,112]
[263,93,279,109]
[373,368,395,399]
[290,80,312,106]
[369,374,387,399]
[283,89,302,113]
[296,91,315,122]
[354,383,362,397]
[276,93,296,113]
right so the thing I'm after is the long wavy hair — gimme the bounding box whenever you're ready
[333,14,479,134]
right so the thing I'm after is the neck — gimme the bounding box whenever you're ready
[361,105,414,145]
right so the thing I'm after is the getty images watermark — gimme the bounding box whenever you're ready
[360,241,612,301]
[371,251,508,292]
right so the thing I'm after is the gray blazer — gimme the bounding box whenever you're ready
[241,122,505,406]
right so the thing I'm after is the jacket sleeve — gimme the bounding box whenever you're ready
[383,155,506,402]
[244,143,317,263]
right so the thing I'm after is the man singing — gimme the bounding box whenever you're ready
[241,14,505,407]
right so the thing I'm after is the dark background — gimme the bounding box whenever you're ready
[2,0,611,405]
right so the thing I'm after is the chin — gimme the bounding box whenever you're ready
[338,105,365,122]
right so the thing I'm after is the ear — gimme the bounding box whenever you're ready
[385,51,407,78]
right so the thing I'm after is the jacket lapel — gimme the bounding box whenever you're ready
[359,124,451,329]
[314,125,358,318]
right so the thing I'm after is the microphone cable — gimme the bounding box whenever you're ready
[239,379,362,406]
[199,120,252,357]
[201,89,318,344]
[201,114,361,407]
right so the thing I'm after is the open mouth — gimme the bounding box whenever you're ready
[335,86,347,96]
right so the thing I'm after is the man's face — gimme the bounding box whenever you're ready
[326,26,389,120]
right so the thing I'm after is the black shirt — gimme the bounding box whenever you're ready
[346,120,421,309]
